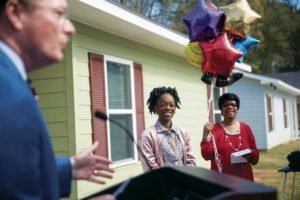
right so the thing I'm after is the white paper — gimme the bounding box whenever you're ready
[231,148,251,164]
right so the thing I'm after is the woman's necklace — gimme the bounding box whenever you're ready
[222,121,240,135]
[225,134,242,151]
[167,132,177,151]
[221,121,242,151]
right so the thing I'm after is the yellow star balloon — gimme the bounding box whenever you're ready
[220,0,261,37]
[184,42,203,67]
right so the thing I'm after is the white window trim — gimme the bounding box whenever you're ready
[283,98,288,128]
[104,55,138,167]
[266,94,274,133]
[213,88,224,122]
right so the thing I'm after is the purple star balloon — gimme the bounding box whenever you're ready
[234,35,260,63]
[183,0,225,42]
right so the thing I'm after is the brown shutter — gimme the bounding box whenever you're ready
[134,63,145,147]
[88,52,108,157]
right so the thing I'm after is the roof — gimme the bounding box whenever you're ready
[265,71,300,89]
[243,72,300,96]
[68,0,251,72]
[69,0,188,57]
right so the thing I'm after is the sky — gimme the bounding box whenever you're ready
[281,0,300,10]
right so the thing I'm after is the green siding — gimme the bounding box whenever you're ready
[42,108,67,122]
[34,78,66,93]
[29,64,69,145]
[47,123,68,137]
[38,93,67,108]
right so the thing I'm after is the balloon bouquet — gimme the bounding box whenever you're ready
[183,0,261,87]
[183,0,261,173]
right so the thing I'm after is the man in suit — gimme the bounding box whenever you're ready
[0,0,115,199]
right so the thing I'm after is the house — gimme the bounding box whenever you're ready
[29,0,212,199]
[266,70,300,89]
[266,70,300,132]
[228,71,300,150]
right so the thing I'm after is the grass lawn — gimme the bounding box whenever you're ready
[253,139,300,200]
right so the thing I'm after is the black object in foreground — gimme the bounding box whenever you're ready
[287,150,300,170]
[83,166,276,200]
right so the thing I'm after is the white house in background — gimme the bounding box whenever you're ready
[266,70,300,133]
[228,71,300,150]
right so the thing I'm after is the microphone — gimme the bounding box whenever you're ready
[94,111,151,170]
[95,111,108,120]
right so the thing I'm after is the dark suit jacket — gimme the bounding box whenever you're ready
[0,48,72,199]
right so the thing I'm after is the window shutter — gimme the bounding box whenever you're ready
[88,52,108,157]
[133,63,145,146]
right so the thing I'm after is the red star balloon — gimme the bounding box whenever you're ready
[200,33,243,77]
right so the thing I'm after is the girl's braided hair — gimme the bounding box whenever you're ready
[147,86,181,115]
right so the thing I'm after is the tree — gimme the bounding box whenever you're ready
[245,0,300,73]
[110,0,187,27]
[111,0,300,73]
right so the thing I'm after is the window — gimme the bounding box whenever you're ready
[283,99,288,128]
[266,95,273,132]
[213,87,224,122]
[106,57,135,164]
[88,53,145,167]
[207,85,225,123]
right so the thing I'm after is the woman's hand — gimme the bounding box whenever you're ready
[202,122,214,141]
[242,149,253,162]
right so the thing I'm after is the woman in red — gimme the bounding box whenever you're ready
[201,93,259,181]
